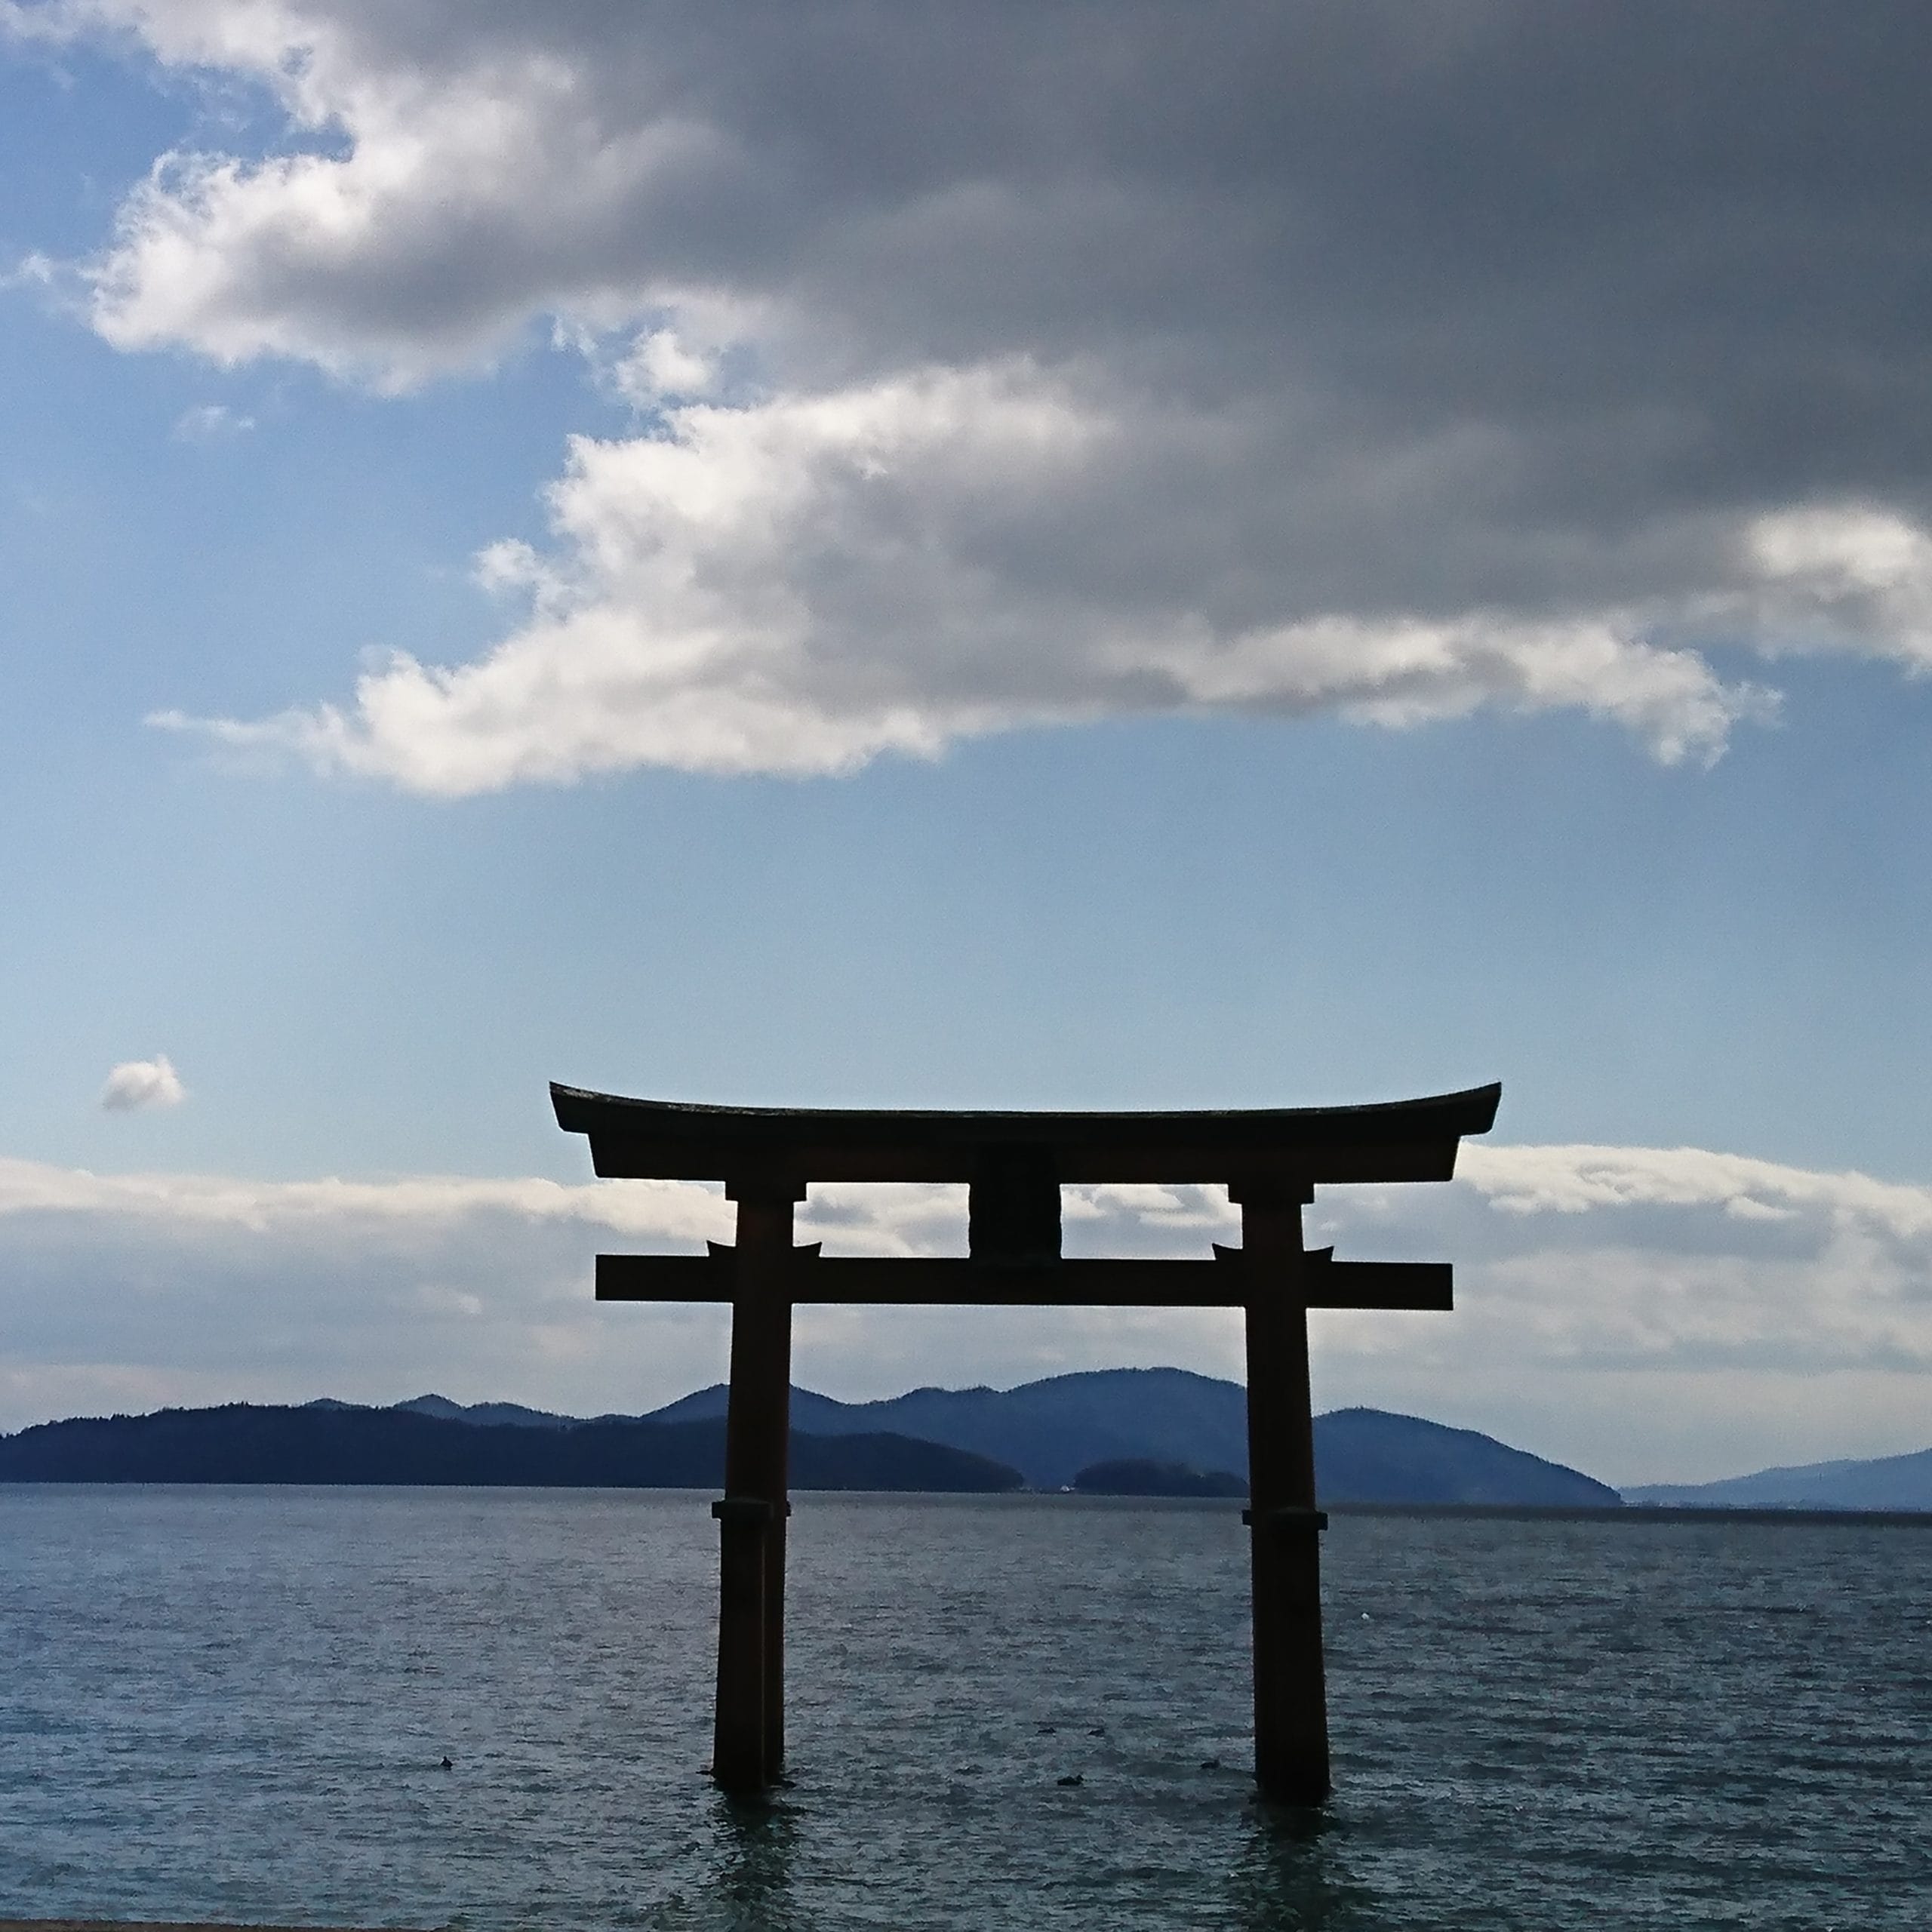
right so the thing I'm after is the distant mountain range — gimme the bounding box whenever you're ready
[0,1406,1023,1492]
[633,1371,1621,1505]
[397,1374,1932,1510]
[0,1369,1614,1506]
[5,1368,1921,1508]
[1624,1446,1932,1512]
[638,1368,1249,1491]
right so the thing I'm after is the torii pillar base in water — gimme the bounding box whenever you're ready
[553,1079,1501,1803]
[709,1181,801,1791]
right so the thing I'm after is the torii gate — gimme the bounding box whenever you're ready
[552,1078,1500,1804]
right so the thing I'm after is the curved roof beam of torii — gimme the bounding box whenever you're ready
[551,1080,1503,1187]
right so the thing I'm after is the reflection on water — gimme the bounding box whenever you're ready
[1227,1807,1367,1932]
[2,1488,1928,1930]
[703,1794,802,1932]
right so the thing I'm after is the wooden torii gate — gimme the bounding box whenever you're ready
[552,1078,1500,1804]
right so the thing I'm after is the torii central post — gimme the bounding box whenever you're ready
[552,1080,1500,1804]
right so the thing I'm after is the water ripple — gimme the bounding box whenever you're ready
[0,1490,1927,1929]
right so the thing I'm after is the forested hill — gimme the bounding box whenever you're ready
[1314,1408,1620,1509]
[0,1404,1023,1492]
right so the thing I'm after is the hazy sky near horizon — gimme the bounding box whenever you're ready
[3,2,1931,1481]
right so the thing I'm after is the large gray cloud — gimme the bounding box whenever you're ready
[17,0,1932,783]
[2,1142,1927,1484]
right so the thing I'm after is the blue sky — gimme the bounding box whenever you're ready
[4,4,1931,1480]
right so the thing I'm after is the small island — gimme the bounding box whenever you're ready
[1071,1457,1247,1498]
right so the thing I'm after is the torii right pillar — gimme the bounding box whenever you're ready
[1236,1179,1330,1804]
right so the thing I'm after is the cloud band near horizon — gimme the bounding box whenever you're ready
[2,1137,1927,1487]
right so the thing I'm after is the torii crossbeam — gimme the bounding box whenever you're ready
[553,1078,1500,1804]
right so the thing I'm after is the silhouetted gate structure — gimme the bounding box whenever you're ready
[552,1079,1500,1804]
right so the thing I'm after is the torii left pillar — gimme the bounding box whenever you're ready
[710,1180,801,1791]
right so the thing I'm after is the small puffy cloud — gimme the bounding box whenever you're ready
[1,251,57,291]
[99,1054,186,1112]
[612,328,718,407]
[172,401,254,440]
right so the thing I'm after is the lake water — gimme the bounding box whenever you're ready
[2,1489,1927,1930]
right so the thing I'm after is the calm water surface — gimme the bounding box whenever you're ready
[2,1489,1927,1929]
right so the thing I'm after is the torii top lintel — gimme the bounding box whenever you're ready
[549,1081,1502,1189]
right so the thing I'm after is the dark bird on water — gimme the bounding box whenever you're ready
[440,1756,453,1770]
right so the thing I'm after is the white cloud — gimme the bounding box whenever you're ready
[99,1054,187,1112]
[152,361,1786,792]
[0,1140,1927,1484]
[1,250,57,291]
[1745,506,1932,669]
[20,3,1932,779]
[1459,1140,1932,1235]
[613,328,717,406]
[172,401,254,439]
